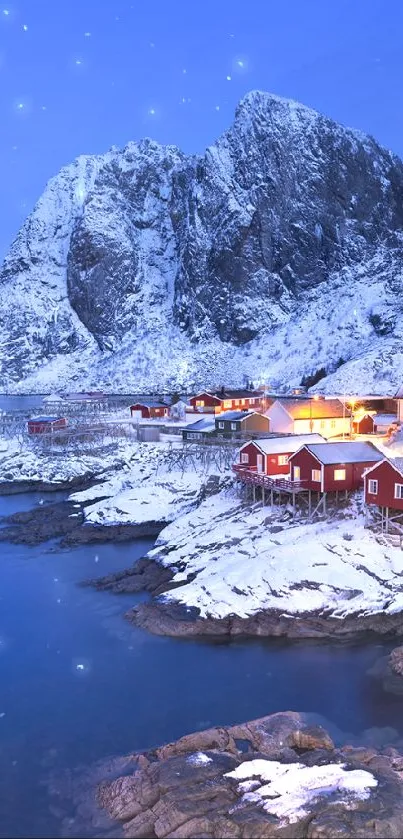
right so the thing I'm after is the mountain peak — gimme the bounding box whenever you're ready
[1,92,403,394]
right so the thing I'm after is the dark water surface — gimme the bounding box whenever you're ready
[1,492,403,837]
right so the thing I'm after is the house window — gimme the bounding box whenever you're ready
[223,400,232,409]
[334,468,346,481]
[278,455,288,466]
[218,422,224,429]
[234,399,240,406]
[195,400,204,407]
[395,483,403,500]
[320,420,325,429]
[189,432,201,439]
[241,399,246,406]
[249,398,255,404]
[331,419,336,429]
[231,422,237,430]
[368,479,378,494]
[312,469,321,482]
[241,453,249,464]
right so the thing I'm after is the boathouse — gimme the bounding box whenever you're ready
[237,433,325,475]
[188,388,265,414]
[268,398,351,438]
[363,458,403,532]
[289,441,384,493]
[130,401,169,420]
[27,416,67,435]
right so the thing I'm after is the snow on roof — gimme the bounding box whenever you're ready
[28,416,63,422]
[363,456,403,479]
[300,442,384,465]
[276,398,350,419]
[217,410,256,421]
[185,418,216,432]
[394,386,403,398]
[193,389,264,400]
[373,413,398,424]
[242,434,325,455]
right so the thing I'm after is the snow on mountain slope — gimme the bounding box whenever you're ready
[1,90,403,393]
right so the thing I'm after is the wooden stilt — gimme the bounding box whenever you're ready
[262,486,265,506]
[308,490,312,516]
[336,490,338,504]
[253,484,256,503]
[386,506,389,534]
[270,489,274,507]
[323,493,327,515]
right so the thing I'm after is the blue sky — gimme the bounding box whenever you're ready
[1,0,402,258]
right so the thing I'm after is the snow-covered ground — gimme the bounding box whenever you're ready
[145,486,403,621]
[0,436,147,487]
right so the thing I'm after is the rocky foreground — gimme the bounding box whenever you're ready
[65,711,403,839]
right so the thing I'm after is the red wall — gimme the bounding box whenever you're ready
[189,393,221,409]
[239,443,294,475]
[130,404,168,418]
[365,460,403,509]
[290,448,323,489]
[353,415,375,434]
[27,418,66,434]
[290,448,382,491]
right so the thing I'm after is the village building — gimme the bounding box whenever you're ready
[27,416,67,435]
[289,441,384,493]
[373,413,399,434]
[363,458,403,532]
[188,388,265,414]
[268,397,351,438]
[182,417,216,441]
[130,401,169,420]
[215,410,270,438]
[352,412,376,435]
[237,433,325,475]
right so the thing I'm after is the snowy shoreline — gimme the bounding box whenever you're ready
[3,436,403,641]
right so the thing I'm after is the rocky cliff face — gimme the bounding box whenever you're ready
[1,91,403,393]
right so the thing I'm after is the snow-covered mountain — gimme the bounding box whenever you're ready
[1,90,403,394]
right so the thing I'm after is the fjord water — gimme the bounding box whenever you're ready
[1,492,403,838]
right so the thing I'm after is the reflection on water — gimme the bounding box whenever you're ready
[0,492,402,837]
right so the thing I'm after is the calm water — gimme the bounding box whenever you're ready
[1,491,403,837]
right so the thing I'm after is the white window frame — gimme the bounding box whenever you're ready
[395,483,403,500]
[312,469,321,482]
[334,468,346,481]
[331,419,336,429]
[189,432,201,439]
[368,479,378,495]
[249,398,255,404]
[223,400,232,409]
[218,421,225,429]
[278,455,288,466]
[320,419,326,429]
[241,453,249,464]
[195,400,204,407]
[231,422,237,430]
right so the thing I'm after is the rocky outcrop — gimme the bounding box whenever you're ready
[368,645,403,696]
[127,598,403,641]
[95,712,403,838]
[2,92,403,393]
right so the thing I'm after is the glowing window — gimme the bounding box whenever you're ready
[334,469,346,481]
[278,455,288,465]
[312,469,321,482]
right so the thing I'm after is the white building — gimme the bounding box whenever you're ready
[267,398,351,439]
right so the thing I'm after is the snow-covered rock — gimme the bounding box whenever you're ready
[1,91,403,394]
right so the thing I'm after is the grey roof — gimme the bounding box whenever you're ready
[130,400,168,408]
[301,441,384,465]
[216,410,256,421]
[373,413,399,424]
[28,416,63,423]
[244,433,326,455]
[185,418,216,432]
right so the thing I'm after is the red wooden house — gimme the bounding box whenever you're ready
[238,434,325,476]
[189,388,265,414]
[353,413,375,435]
[289,442,384,492]
[364,458,403,512]
[130,402,169,419]
[27,416,67,434]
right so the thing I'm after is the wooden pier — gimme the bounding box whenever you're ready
[232,464,328,518]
